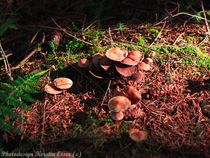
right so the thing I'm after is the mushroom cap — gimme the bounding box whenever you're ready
[78,58,90,68]
[115,65,136,77]
[129,128,147,142]
[138,61,151,71]
[44,84,62,95]
[53,77,73,90]
[105,47,128,62]
[110,111,124,121]
[144,58,153,64]
[132,71,145,83]
[126,86,141,104]
[121,50,144,66]
[108,96,131,112]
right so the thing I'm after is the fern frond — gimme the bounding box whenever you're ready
[0,70,48,132]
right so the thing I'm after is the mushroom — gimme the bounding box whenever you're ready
[115,65,136,77]
[105,47,128,62]
[108,96,131,112]
[129,128,147,142]
[121,50,144,66]
[78,58,90,68]
[138,61,151,71]
[149,51,156,57]
[44,84,62,95]
[110,111,124,121]
[144,58,153,64]
[126,86,141,104]
[53,77,73,90]
[132,71,145,83]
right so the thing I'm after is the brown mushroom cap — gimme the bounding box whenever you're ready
[110,111,124,121]
[108,96,131,112]
[115,65,136,77]
[138,61,151,71]
[129,128,148,142]
[78,58,90,68]
[53,77,73,90]
[121,50,144,66]
[126,86,141,104]
[105,47,128,62]
[132,71,145,83]
[44,84,62,95]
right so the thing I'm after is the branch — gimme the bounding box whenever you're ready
[200,0,210,34]
[0,43,13,80]
[51,18,93,46]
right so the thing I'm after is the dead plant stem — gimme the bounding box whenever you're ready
[0,43,13,80]
[51,18,93,46]
[150,21,166,46]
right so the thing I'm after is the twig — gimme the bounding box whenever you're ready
[14,49,39,70]
[156,11,210,26]
[13,34,45,70]
[108,27,114,47]
[0,43,13,80]
[169,12,210,23]
[0,53,12,61]
[200,0,210,34]
[173,32,185,45]
[150,21,166,46]
[51,18,93,46]
[100,80,112,107]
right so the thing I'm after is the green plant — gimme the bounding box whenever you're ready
[0,70,48,132]
[116,22,125,30]
[137,37,147,45]
[149,28,160,35]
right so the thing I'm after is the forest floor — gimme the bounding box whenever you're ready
[0,2,210,158]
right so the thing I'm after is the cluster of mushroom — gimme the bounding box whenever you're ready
[44,77,73,95]
[108,86,142,121]
[78,47,155,79]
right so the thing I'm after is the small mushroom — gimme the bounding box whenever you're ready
[132,71,145,83]
[108,96,131,112]
[121,50,143,66]
[129,128,147,142]
[53,77,73,90]
[111,111,124,121]
[105,47,128,62]
[115,65,136,77]
[78,58,90,68]
[126,86,141,104]
[138,61,151,71]
[44,84,62,95]
[144,58,153,64]
[149,51,156,57]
